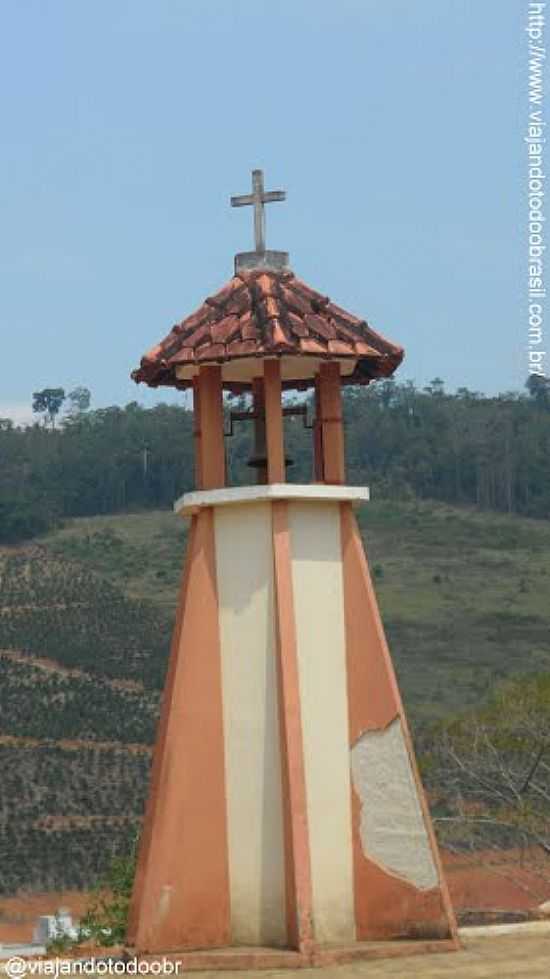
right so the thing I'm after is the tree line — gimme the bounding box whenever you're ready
[1,376,549,543]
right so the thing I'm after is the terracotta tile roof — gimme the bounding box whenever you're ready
[131,269,404,391]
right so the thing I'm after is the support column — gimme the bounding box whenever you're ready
[197,365,225,490]
[264,360,285,484]
[313,378,323,482]
[192,377,203,490]
[251,377,267,485]
[318,363,345,485]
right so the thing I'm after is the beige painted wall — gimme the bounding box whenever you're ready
[288,502,356,944]
[214,503,287,947]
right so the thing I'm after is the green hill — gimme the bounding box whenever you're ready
[43,499,550,719]
[0,499,549,893]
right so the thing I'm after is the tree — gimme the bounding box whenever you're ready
[423,676,550,904]
[526,374,550,407]
[424,377,445,397]
[67,387,91,414]
[0,497,55,543]
[32,388,66,429]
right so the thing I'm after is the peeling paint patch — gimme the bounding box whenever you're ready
[350,718,438,891]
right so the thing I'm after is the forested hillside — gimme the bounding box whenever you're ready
[1,376,550,544]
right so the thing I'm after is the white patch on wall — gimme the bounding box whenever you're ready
[350,718,438,891]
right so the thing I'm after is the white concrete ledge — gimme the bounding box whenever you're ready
[174,483,370,516]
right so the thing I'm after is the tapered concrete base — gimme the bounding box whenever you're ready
[128,487,458,957]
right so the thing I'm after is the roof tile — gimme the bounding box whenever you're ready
[132,270,404,390]
[328,339,356,356]
[175,304,212,333]
[182,322,213,348]
[219,285,251,316]
[169,346,196,364]
[196,342,225,361]
[354,340,381,357]
[278,284,312,317]
[226,338,258,357]
[287,312,309,338]
[210,315,241,344]
[299,337,327,355]
[264,296,281,319]
[269,319,294,349]
[143,343,163,363]
[256,273,275,297]
[205,277,245,308]
[325,301,363,327]
[241,321,259,340]
[304,313,337,341]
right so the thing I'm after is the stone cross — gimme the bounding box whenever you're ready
[231,169,286,253]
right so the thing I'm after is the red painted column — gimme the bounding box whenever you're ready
[197,365,225,489]
[264,360,285,484]
[313,378,324,482]
[192,377,203,490]
[318,363,345,484]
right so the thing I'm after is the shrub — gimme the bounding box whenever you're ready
[77,844,138,947]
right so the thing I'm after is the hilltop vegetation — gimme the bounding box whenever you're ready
[2,377,550,544]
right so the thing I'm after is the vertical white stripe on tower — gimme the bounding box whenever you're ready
[288,501,356,943]
[214,502,287,947]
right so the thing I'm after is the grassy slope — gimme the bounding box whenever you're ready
[359,502,550,719]
[43,511,187,612]
[44,499,550,721]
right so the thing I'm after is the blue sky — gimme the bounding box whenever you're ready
[0,0,526,422]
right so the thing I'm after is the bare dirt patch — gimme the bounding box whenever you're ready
[443,848,550,921]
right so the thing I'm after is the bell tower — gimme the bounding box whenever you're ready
[127,171,458,969]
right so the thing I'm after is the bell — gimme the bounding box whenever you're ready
[246,454,294,470]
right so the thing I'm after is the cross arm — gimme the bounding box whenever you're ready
[231,194,255,207]
[230,191,286,207]
[261,191,286,203]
